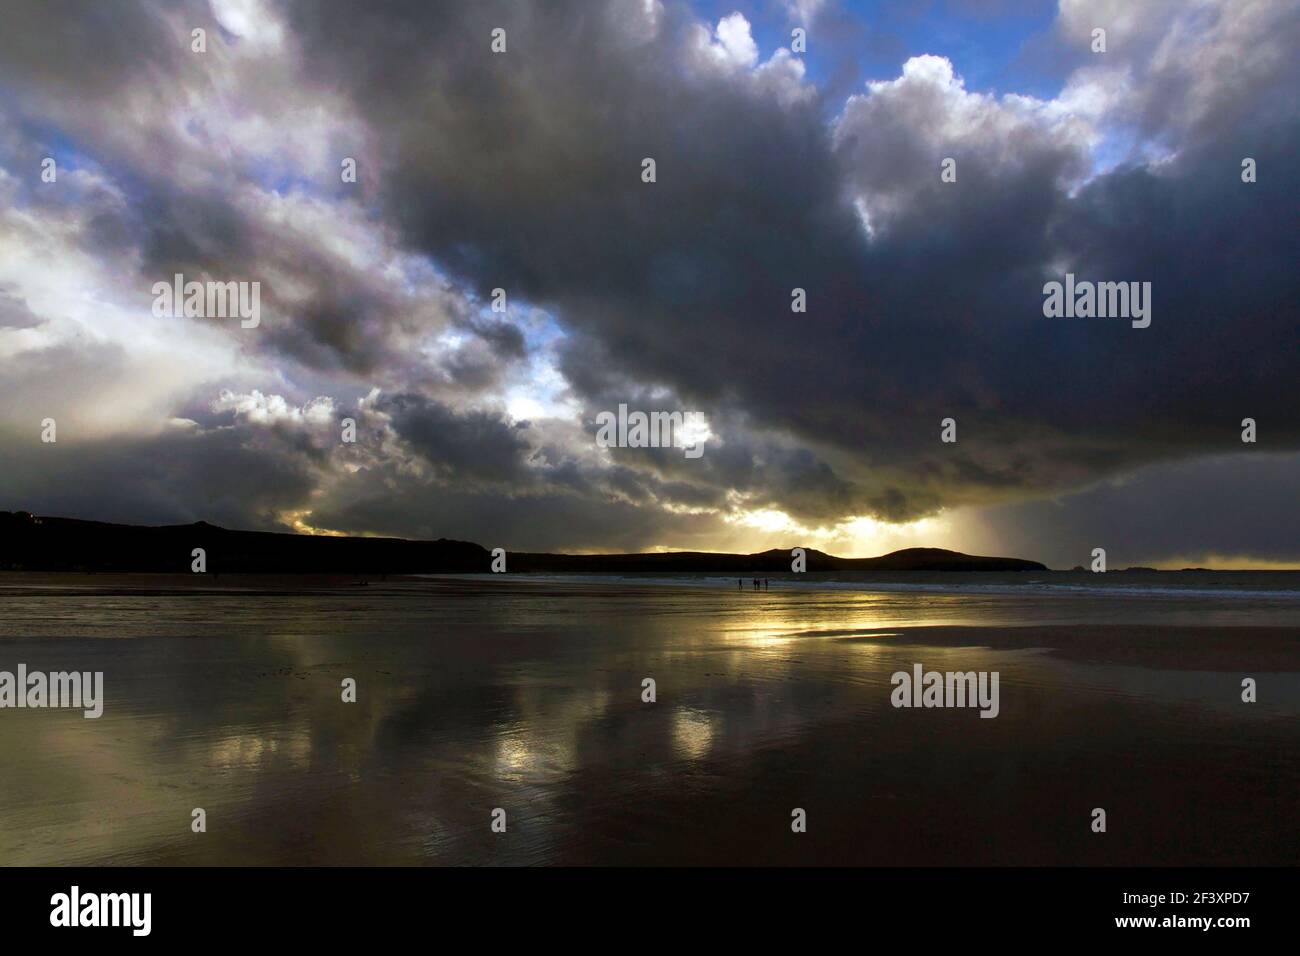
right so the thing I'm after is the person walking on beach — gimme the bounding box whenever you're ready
[764,578,769,591]
[737,578,742,591]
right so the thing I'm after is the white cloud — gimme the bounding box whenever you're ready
[834,55,1096,230]
[782,0,827,24]
[685,13,812,105]
[213,389,336,427]
[715,13,759,67]
[693,12,761,70]
[209,0,285,49]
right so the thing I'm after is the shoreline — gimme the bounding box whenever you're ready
[4,568,1300,597]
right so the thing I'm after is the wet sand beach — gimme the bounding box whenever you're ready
[1,573,1296,865]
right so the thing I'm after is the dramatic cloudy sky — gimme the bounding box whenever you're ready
[0,0,1296,568]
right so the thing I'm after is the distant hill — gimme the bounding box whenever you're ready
[510,547,1046,573]
[0,511,488,575]
[0,511,1046,574]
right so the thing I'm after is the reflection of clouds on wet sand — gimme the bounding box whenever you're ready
[209,727,313,771]
[490,679,612,783]
[672,708,716,762]
[0,581,1296,864]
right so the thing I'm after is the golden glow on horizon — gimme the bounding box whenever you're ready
[1152,555,1300,571]
[271,506,1295,570]
[723,508,954,558]
[525,509,957,558]
[280,510,347,537]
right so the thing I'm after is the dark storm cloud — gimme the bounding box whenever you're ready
[307,461,732,554]
[463,318,527,361]
[965,452,1300,570]
[127,183,473,381]
[0,424,320,531]
[0,0,199,102]
[284,0,868,403]
[369,391,754,528]
[379,392,531,483]
[0,0,484,383]
[280,0,1298,527]
[0,0,1296,558]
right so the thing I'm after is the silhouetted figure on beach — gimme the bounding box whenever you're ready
[737,578,742,591]
[764,578,769,591]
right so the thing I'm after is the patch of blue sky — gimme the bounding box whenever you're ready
[850,0,1061,96]
[241,157,334,199]
[392,250,567,358]
[0,115,86,179]
[18,120,83,169]
[0,118,116,212]
[686,0,1063,99]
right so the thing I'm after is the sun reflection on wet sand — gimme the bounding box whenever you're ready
[672,708,716,762]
